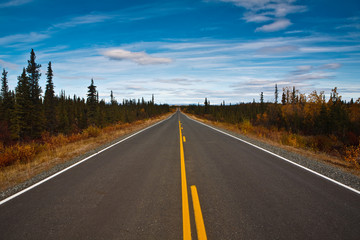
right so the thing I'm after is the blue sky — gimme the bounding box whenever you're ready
[0,0,359,104]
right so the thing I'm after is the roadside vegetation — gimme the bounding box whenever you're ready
[0,49,170,191]
[183,86,360,171]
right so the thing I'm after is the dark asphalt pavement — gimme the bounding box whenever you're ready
[0,111,359,239]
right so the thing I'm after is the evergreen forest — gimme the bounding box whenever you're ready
[184,86,360,167]
[0,49,170,145]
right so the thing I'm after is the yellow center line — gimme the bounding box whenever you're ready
[191,185,207,240]
[179,120,208,240]
[179,121,191,240]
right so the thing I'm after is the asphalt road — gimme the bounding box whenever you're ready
[0,111,359,239]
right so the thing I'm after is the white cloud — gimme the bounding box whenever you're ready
[154,78,202,85]
[296,65,313,71]
[291,65,313,75]
[219,0,305,32]
[289,72,334,81]
[220,0,278,10]
[220,0,306,13]
[287,63,341,83]
[336,16,360,30]
[319,63,341,69]
[255,19,292,32]
[285,30,304,34]
[0,0,32,8]
[258,45,298,54]
[270,3,307,17]
[299,45,360,53]
[0,59,19,70]
[11,37,355,104]
[336,23,360,30]
[52,14,113,29]
[243,12,272,23]
[0,32,49,46]
[102,49,173,65]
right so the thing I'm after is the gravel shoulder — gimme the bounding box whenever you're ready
[186,114,360,192]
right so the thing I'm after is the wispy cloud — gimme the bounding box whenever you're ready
[287,63,341,82]
[257,45,298,54]
[102,49,173,65]
[0,59,19,70]
[288,71,334,82]
[255,19,292,32]
[218,0,306,32]
[336,16,360,30]
[243,12,272,23]
[0,0,32,8]
[50,3,192,31]
[219,0,306,16]
[299,45,360,53]
[320,63,341,69]
[154,78,202,85]
[52,13,114,29]
[0,32,49,46]
[5,36,353,104]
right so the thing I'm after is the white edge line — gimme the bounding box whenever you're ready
[0,113,175,205]
[184,114,360,195]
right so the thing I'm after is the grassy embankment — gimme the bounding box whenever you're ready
[187,113,360,175]
[0,113,172,192]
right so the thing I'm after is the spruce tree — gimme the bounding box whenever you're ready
[1,69,9,101]
[57,90,70,134]
[1,69,10,121]
[291,86,296,104]
[204,97,208,114]
[26,49,43,138]
[260,92,264,104]
[281,92,286,105]
[87,78,97,125]
[275,84,278,104]
[44,61,56,133]
[0,69,15,142]
[14,68,32,140]
[260,92,265,113]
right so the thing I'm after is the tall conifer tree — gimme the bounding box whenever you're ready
[14,68,31,140]
[87,79,97,125]
[0,69,15,142]
[44,61,56,133]
[1,69,10,121]
[1,69,9,102]
[26,49,43,138]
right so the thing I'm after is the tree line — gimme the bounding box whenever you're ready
[184,85,360,149]
[0,49,169,144]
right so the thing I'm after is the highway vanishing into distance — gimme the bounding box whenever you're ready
[1,111,360,239]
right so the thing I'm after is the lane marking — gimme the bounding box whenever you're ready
[179,121,192,240]
[185,114,360,195]
[0,113,176,206]
[191,185,207,240]
[183,136,186,142]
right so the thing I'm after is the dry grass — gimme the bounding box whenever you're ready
[0,113,172,192]
[188,114,360,176]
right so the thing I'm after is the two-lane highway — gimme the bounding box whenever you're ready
[0,111,359,239]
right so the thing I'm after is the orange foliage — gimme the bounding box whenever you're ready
[0,143,37,167]
[83,126,101,138]
[344,144,360,169]
[0,118,160,169]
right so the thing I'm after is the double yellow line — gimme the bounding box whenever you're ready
[179,121,207,240]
